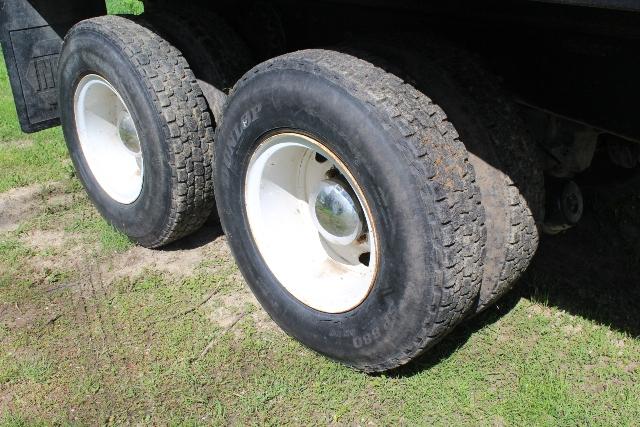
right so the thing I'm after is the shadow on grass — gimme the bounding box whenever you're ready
[163,219,225,251]
[396,161,640,377]
[390,289,522,378]
[160,160,640,378]
[524,167,640,339]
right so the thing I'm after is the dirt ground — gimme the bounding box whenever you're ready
[0,181,277,345]
[0,161,638,424]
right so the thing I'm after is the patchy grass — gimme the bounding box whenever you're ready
[1,260,638,425]
[65,208,134,253]
[0,60,69,193]
[0,352,53,390]
[0,413,44,427]
[0,0,638,425]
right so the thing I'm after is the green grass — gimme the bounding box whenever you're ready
[0,62,69,193]
[0,0,638,425]
[106,0,144,15]
[0,0,144,192]
[0,352,53,389]
[65,209,134,253]
[0,413,44,427]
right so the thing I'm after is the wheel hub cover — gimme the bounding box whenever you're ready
[117,111,141,155]
[310,178,363,245]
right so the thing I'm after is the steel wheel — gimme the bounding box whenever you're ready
[245,132,378,314]
[74,74,143,205]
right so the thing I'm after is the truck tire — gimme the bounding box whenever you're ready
[352,39,545,314]
[416,44,544,314]
[58,16,215,248]
[214,49,486,372]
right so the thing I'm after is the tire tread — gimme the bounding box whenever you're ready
[67,16,215,247]
[230,49,486,372]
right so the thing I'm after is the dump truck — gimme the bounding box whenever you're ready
[1,0,638,372]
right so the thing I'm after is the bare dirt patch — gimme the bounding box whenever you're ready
[102,224,229,281]
[45,192,74,209]
[21,229,68,252]
[0,185,42,233]
[19,228,95,285]
[0,181,73,235]
[206,288,279,335]
[99,224,279,333]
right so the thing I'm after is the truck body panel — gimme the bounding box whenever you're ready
[1,0,638,140]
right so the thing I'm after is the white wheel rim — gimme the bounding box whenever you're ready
[74,74,144,204]
[245,132,378,313]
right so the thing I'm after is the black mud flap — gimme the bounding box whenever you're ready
[0,0,105,133]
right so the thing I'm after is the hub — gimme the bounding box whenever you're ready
[309,178,364,246]
[117,111,141,155]
[543,179,584,235]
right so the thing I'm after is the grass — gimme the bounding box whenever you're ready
[0,0,639,425]
[0,63,69,193]
[106,0,144,15]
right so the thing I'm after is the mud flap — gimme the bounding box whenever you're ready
[0,0,105,133]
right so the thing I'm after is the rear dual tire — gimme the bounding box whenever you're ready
[215,50,486,372]
[348,38,545,313]
[58,16,215,248]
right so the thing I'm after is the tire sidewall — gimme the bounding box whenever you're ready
[58,28,173,245]
[216,69,444,366]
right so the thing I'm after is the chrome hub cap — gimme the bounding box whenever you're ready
[310,178,364,246]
